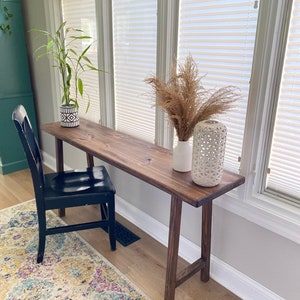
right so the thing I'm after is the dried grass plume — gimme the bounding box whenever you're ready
[145,55,239,141]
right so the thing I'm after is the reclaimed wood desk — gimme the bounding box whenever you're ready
[42,119,245,300]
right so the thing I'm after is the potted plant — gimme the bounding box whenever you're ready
[145,55,239,172]
[33,21,101,127]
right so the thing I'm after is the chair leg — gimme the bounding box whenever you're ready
[100,203,108,231]
[108,200,116,251]
[37,211,46,263]
[37,231,46,263]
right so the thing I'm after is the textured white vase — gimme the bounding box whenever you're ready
[172,140,192,172]
[192,120,227,187]
[60,105,79,127]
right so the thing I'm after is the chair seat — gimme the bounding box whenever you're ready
[44,166,115,210]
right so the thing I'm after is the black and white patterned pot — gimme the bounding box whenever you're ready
[60,105,79,127]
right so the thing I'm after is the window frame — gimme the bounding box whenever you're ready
[155,0,180,149]
[45,0,300,245]
[95,0,115,129]
[43,0,63,120]
[229,0,300,244]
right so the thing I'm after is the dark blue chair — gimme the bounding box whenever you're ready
[12,105,116,263]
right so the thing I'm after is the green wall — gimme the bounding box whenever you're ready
[0,0,37,174]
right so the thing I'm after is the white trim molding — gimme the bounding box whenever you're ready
[214,191,300,245]
[116,195,284,300]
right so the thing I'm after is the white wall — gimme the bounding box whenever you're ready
[21,1,300,299]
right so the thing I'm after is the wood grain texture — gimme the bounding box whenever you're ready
[201,201,213,282]
[41,119,245,299]
[42,119,245,207]
[165,196,183,300]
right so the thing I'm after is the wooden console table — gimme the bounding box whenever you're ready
[42,119,245,300]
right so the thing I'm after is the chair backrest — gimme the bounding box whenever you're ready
[12,105,45,198]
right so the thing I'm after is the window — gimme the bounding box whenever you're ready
[62,0,100,123]
[112,0,157,143]
[178,0,259,173]
[61,0,259,170]
[55,0,300,242]
[263,0,300,206]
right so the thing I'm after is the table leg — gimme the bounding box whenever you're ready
[55,138,64,172]
[55,138,65,217]
[164,195,182,300]
[86,153,94,168]
[200,200,213,282]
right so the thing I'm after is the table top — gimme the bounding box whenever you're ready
[42,119,245,207]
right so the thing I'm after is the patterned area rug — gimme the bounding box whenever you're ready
[0,200,149,300]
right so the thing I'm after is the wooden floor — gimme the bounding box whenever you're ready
[0,168,240,300]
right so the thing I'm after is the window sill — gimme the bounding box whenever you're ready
[214,187,300,245]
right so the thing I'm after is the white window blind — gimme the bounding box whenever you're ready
[266,1,300,202]
[112,0,157,143]
[62,0,100,123]
[178,0,259,173]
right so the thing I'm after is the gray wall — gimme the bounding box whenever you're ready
[21,1,300,299]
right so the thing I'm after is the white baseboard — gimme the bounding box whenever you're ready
[42,151,72,171]
[115,195,283,300]
[42,151,56,170]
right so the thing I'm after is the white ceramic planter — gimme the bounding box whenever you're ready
[192,120,227,187]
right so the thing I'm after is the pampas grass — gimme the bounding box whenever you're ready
[145,55,239,141]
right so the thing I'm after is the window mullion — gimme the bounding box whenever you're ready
[155,0,180,149]
[95,0,115,129]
